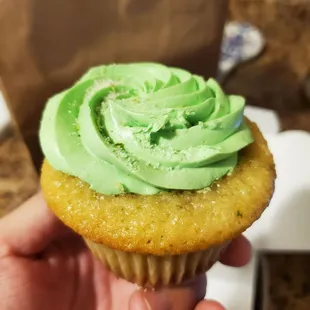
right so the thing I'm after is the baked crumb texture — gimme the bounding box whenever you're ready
[41,120,276,256]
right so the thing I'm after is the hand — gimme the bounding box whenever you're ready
[0,193,251,310]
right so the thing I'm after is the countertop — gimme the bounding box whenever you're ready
[0,127,38,217]
[227,0,310,130]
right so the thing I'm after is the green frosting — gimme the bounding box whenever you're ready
[40,63,253,195]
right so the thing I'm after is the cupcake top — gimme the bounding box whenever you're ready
[40,63,253,195]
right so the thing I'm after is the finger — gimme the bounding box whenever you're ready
[0,192,69,257]
[138,274,207,310]
[195,300,225,310]
[220,235,252,267]
[129,290,152,310]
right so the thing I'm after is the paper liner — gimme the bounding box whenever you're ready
[85,239,230,287]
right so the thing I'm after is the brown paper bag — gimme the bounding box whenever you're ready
[0,0,227,169]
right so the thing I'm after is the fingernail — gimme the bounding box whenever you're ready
[129,290,153,310]
[143,290,172,310]
[143,297,152,310]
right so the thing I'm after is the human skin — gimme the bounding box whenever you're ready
[0,193,251,310]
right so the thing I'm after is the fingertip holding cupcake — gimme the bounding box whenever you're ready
[220,235,252,267]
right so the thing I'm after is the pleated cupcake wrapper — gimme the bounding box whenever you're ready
[85,239,230,288]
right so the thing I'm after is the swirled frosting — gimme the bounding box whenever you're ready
[40,63,253,195]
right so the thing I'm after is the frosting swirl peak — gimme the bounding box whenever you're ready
[40,63,253,194]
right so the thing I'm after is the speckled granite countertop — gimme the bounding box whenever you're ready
[0,127,38,217]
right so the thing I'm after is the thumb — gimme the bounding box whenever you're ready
[0,192,68,257]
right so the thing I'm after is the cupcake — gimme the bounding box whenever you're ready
[40,63,275,287]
